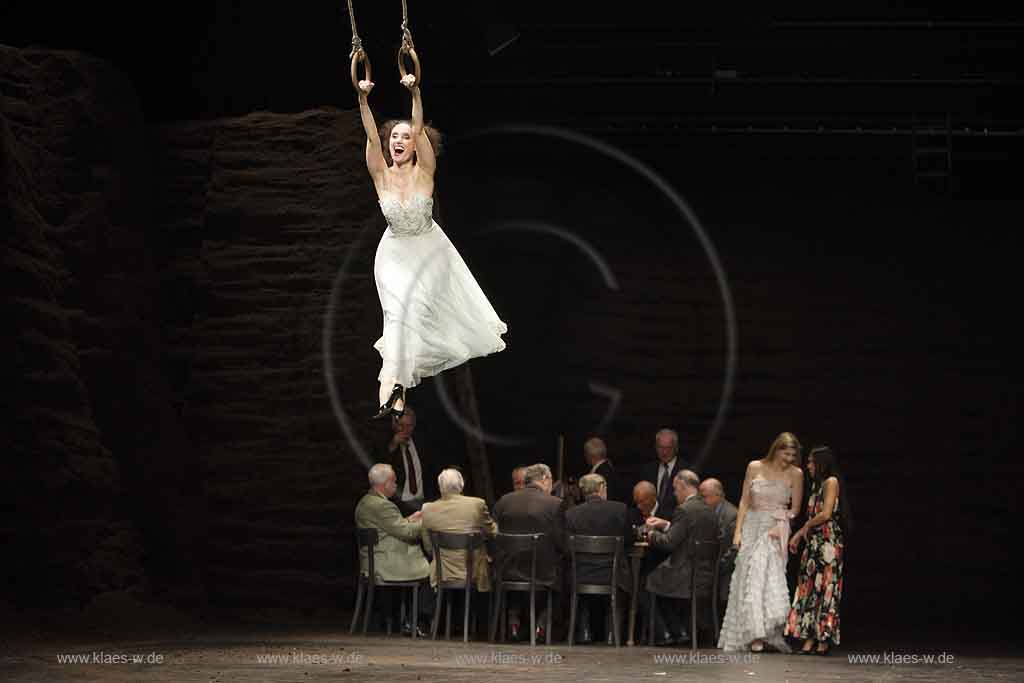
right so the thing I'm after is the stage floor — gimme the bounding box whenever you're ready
[3,626,1021,682]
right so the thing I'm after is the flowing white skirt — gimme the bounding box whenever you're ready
[718,509,793,652]
[374,221,507,388]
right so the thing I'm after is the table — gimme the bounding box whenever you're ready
[626,541,648,646]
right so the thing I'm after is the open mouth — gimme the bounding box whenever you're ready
[393,146,405,156]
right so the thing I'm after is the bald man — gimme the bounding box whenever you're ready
[629,480,670,641]
[699,477,737,604]
[629,481,657,528]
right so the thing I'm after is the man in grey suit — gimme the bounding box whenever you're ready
[494,463,566,641]
[565,473,632,643]
[643,469,719,645]
[699,478,738,604]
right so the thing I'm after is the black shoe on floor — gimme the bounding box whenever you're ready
[400,621,427,638]
[654,632,676,646]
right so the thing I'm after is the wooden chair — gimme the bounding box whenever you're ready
[350,528,424,638]
[489,533,554,646]
[567,534,624,647]
[689,534,726,649]
[427,530,487,642]
[646,529,720,648]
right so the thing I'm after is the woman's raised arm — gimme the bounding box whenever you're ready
[401,75,435,178]
[357,81,387,185]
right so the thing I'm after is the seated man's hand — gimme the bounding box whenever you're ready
[645,516,670,531]
[407,510,423,522]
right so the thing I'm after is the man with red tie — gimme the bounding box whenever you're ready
[382,407,438,515]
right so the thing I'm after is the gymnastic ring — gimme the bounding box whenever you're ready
[397,45,422,87]
[351,49,372,92]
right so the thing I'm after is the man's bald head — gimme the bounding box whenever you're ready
[699,477,725,508]
[633,480,657,517]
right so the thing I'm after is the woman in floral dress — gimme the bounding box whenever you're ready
[785,445,846,655]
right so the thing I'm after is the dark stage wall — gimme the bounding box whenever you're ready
[1,22,1020,643]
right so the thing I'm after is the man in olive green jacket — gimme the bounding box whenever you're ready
[355,463,432,632]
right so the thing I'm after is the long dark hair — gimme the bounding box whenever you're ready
[807,445,853,535]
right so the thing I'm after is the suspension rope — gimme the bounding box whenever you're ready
[347,0,372,92]
[397,0,422,86]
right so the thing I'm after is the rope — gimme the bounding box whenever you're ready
[347,0,363,59]
[400,0,415,52]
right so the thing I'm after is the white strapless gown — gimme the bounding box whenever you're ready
[373,194,507,388]
[718,478,795,652]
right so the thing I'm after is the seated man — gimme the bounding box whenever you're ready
[629,480,658,529]
[699,477,738,606]
[644,470,719,645]
[493,463,566,641]
[630,481,669,583]
[630,480,669,641]
[420,468,497,629]
[511,465,528,492]
[355,463,433,635]
[565,473,632,644]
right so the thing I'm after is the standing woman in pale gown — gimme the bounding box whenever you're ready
[785,445,847,655]
[355,74,507,419]
[718,432,804,652]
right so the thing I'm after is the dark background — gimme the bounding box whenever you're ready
[2,0,1020,646]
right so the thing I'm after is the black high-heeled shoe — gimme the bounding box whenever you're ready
[372,384,405,420]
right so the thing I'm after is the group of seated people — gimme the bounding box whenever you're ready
[355,418,736,645]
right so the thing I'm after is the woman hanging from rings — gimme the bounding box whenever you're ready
[351,8,507,419]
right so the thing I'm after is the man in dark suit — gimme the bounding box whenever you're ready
[639,428,692,521]
[699,477,738,604]
[628,480,670,641]
[628,480,658,529]
[493,463,566,641]
[644,470,719,645]
[565,473,632,643]
[583,437,625,504]
[511,464,528,492]
[375,407,438,515]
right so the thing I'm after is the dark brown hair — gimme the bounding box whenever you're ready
[807,445,853,535]
[378,119,443,166]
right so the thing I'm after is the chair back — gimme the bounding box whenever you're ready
[428,530,486,589]
[568,534,622,594]
[356,527,380,580]
[493,532,543,587]
[690,531,723,596]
